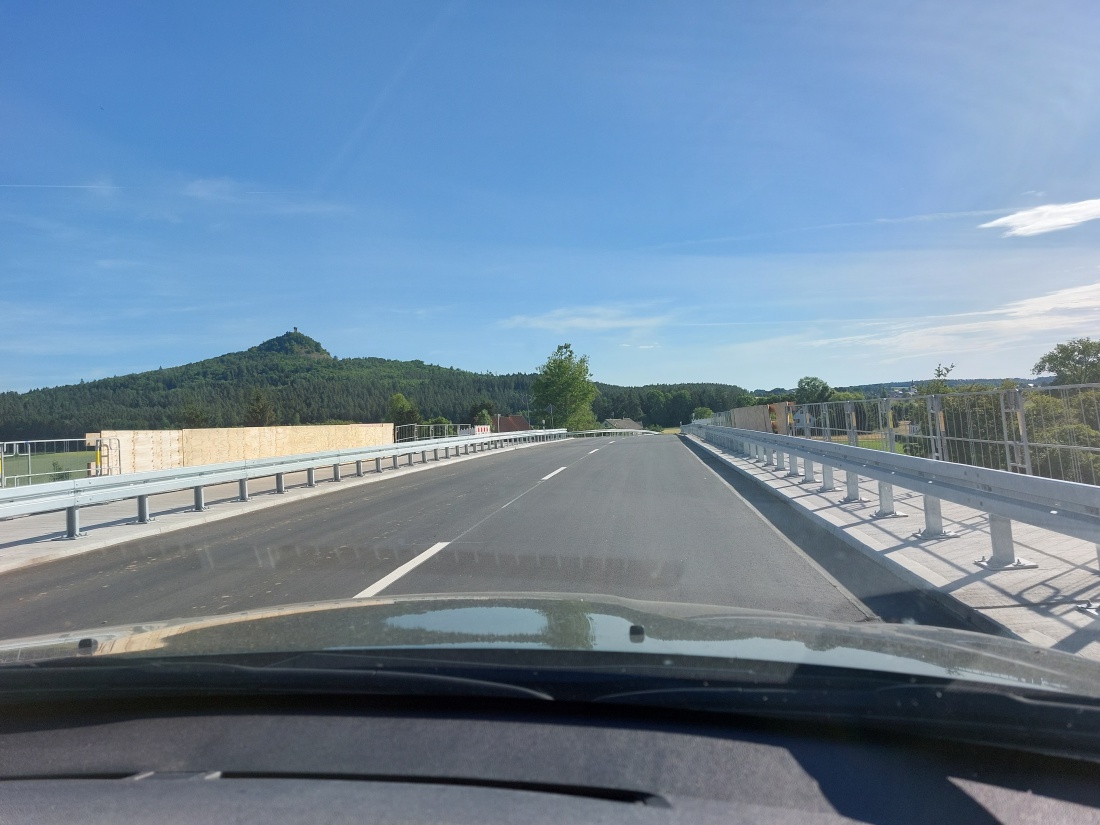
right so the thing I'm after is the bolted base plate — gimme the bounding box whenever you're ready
[975,557,1038,570]
[911,529,956,540]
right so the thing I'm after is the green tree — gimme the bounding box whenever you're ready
[181,401,212,429]
[795,376,832,405]
[387,393,422,426]
[827,390,863,402]
[468,400,497,423]
[244,388,276,427]
[692,406,714,420]
[1033,338,1100,385]
[918,363,956,395]
[531,344,598,431]
[474,409,492,426]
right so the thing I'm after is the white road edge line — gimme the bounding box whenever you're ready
[541,467,567,481]
[355,541,451,598]
[588,448,599,454]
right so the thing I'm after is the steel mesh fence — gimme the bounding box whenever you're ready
[696,383,1100,486]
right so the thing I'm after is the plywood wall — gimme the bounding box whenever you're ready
[732,405,773,433]
[91,423,393,474]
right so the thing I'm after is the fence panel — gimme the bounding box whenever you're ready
[696,383,1100,486]
[0,439,103,488]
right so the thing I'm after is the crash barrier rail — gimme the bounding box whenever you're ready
[708,384,1100,487]
[0,429,568,539]
[683,422,1100,571]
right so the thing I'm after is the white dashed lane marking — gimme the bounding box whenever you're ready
[355,541,451,598]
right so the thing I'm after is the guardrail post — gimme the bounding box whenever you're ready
[392,455,398,469]
[276,472,286,493]
[873,481,905,518]
[65,505,83,538]
[238,478,249,502]
[137,494,153,524]
[376,457,382,473]
[445,446,450,458]
[193,486,206,511]
[421,450,427,464]
[307,468,316,487]
[764,447,774,466]
[332,463,342,482]
[775,449,786,471]
[434,448,439,461]
[801,459,816,485]
[989,515,1013,564]
[786,453,800,478]
[406,452,414,466]
[819,465,836,492]
[916,495,954,538]
[977,515,1036,569]
[842,470,862,503]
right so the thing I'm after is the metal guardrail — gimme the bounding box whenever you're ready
[684,422,1100,571]
[0,430,568,539]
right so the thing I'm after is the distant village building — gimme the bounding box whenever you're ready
[494,415,532,433]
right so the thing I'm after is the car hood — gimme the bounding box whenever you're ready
[0,592,1097,696]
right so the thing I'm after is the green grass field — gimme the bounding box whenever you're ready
[0,450,97,486]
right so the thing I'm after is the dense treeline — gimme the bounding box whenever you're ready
[0,332,747,439]
[592,382,747,427]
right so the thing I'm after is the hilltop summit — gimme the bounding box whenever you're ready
[250,329,331,359]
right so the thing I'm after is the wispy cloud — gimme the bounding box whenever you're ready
[0,183,119,189]
[808,282,1100,360]
[182,177,346,215]
[636,208,1012,251]
[500,306,670,333]
[980,199,1100,237]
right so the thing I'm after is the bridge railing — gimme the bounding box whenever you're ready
[683,421,1100,571]
[696,384,1100,486]
[0,429,567,539]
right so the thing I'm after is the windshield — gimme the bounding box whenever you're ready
[3,2,1100,699]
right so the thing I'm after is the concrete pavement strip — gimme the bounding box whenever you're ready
[686,434,1100,662]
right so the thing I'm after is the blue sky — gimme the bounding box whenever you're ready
[3,1,1100,393]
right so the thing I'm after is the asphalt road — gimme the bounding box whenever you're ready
[0,436,964,639]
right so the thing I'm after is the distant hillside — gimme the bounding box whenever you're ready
[0,331,747,439]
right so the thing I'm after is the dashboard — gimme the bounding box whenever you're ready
[2,694,1099,823]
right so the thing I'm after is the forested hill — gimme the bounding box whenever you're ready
[0,331,746,439]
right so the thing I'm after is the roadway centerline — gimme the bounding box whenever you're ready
[588,448,599,454]
[541,467,567,481]
[355,542,451,598]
